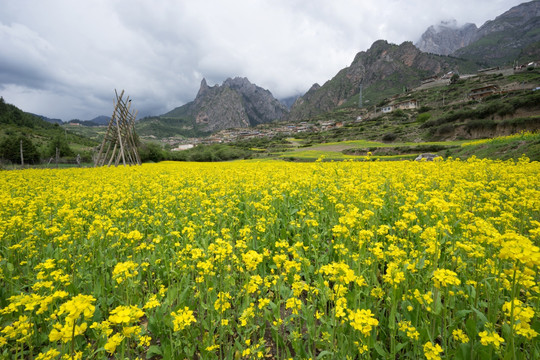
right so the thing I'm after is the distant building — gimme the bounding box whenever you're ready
[381,99,417,113]
[173,144,194,151]
[441,71,456,79]
[468,84,500,100]
[421,76,439,84]
[477,66,500,74]
[394,99,418,110]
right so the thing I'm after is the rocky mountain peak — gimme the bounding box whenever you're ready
[415,20,478,55]
[223,77,254,89]
[476,0,540,37]
[288,39,464,121]
[196,78,209,97]
[417,1,540,62]
[164,77,288,133]
[453,0,540,65]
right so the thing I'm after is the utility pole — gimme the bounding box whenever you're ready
[20,139,24,166]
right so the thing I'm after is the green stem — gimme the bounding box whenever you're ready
[71,320,76,360]
[169,327,175,360]
[442,289,447,353]
[508,267,518,360]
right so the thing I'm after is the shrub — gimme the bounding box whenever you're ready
[417,113,431,123]
[169,144,252,162]
[47,135,75,158]
[139,142,165,162]
[464,119,497,131]
[382,132,397,142]
[436,124,455,135]
[0,135,41,164]
[392,109,405,118]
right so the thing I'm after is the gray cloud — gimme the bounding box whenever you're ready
[0,0,527,120]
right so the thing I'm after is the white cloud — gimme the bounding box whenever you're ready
[0,0,528,120]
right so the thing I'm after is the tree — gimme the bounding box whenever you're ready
[47,135,75,158]
[0,136,40,164]
[450,73,460,85]
[0,97,7,116]
[139,142,164,162]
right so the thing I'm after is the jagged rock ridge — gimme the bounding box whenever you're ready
[415,20,478,55]
[289,1,540,122]
[288,40,469,121]
[417,1,540,64]
[454,0,540,65]
[163,77,288,133]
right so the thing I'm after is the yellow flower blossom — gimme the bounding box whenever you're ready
[423,341,443,360]
[349,309,379,336]
[171,307,196,331]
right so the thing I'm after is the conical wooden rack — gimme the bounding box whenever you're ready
[94,90,141,167]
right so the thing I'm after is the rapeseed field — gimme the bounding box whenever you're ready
[0,158,538,359]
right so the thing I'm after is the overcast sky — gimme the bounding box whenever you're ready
[0,0,528,121]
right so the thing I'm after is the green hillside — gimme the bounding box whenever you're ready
[0,97,98,165]
[175,69,540,163]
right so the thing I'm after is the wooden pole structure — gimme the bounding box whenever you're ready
[94,89,141,167]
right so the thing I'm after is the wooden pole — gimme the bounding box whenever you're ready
[20,139,24,166]
[115,93,127,167]
[95,89,140,167]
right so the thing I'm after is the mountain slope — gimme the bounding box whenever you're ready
[0,97,98,161]
[416,20,478,55]
[138,77,288,137]
[446,1,540,66]
[288,40,477,121]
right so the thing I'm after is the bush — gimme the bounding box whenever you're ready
[392,109,405,118]
[436,124,455,136]
[47,136,75,158]
[464,119,497,131]
[417,113,431,123]
[497,103,515,117]
[382,132,397,142]
[0,136,41,164]
[139,142,165,162]
[168,144,252,162]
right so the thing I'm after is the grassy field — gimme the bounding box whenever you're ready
[274,132,540,162]
[1,159,538,359]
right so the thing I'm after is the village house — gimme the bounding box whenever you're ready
[381,99,418,114]
[320,121,336,131]
[394,99,418,110]
[468,84,500,100]
[421,76,439,84]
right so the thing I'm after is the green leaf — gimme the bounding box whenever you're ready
[472,307,488,325]
[374,342,389,357]
[458,343,471,360]
[146,345,162,358]
[466,317,477,337]
[501,322,512,339]
[184,345,195,357]
[456,309,472,319]
[396,342,407,352]
[389,304,397,330]
[316,350,334,359]
[433,293,442,315]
